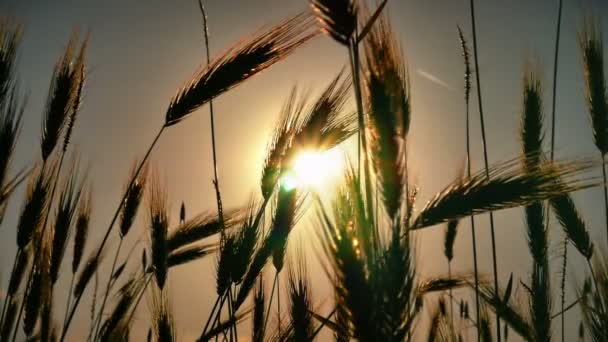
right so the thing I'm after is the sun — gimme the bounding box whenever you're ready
[282,149,345,190]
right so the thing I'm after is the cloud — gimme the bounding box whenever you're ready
[416,69,453,90]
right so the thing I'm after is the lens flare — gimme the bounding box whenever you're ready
[290,149,344,189]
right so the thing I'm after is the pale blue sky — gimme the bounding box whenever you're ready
[1,0,607,340]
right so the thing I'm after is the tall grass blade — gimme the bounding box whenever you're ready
[310,0,356,46]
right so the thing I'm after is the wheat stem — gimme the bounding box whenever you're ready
[466,102,481,342]
[62,272,75,329]
[603,153,608,250]
[61,126,164,341]
[448,262,454,328]
[468,1,501,340]
[550,0,562,162]
[199,292,228,341]
[197,0,225,238]
[551,297,580,319]
[232,286,239,342]
[585,258,605,314]
[227,286,237,342]
[277,275,281,339]
[548,1,564,339]
[310,307,336,339]
[201,295,222,336]
[262,272,278,336]
[92,237,124,340]
[212,293,230,342]
[0,248,20,329]
[124,273,152,327]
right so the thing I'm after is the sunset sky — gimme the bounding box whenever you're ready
[1,0,608,340]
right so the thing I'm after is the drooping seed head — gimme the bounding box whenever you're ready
[119,160,149,238]
[580,19,608,154]
[310,0,357,46]
[165,13,316,127]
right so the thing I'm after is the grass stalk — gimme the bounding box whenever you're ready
[468,1,502,340]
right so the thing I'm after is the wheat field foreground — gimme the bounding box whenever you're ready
[0,0,607,341]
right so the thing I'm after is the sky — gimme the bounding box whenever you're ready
[1,0,608,341]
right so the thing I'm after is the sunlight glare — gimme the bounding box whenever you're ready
[289,149,344,190]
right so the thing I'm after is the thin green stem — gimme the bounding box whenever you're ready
[468,1,501,340]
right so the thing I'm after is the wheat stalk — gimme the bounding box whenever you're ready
[467,0,504,338]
